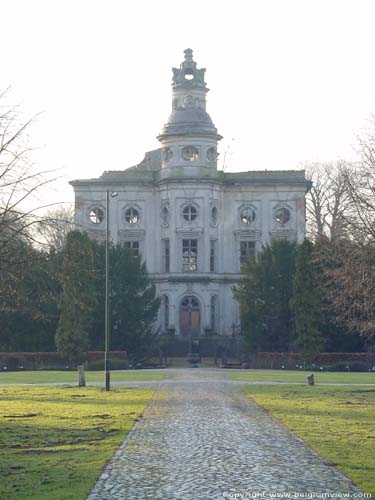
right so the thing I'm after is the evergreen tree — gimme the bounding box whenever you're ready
[293,239,323,365]
[55,231,97,385]
[0,243,61,352]
[235,239,296,353]
[90,242,160,366]
[109,244,160,366]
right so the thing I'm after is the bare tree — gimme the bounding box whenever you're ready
[0,88,57,262]
[344,116,375,242]
[305,161,354,241]
[316,238,375,342]
[36,205,75,251]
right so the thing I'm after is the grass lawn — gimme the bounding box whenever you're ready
[228,369,375,384]
[0,385,154,500]
[0,370,166,385]
[244,384,375,496]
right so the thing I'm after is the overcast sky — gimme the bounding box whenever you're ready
[2,0,375,205]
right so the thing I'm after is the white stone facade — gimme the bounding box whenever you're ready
[71,49,310,337]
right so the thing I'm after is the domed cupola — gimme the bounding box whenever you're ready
[157,49,222,174]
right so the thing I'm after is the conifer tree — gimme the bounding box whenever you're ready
[55,231,97,385]
[235,239,296,352]
[293,239,323,365]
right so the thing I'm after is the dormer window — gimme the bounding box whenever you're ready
[182,146,199,161]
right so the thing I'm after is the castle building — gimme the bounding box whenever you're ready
[70,49,310,337]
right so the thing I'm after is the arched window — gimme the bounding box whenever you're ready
[207,147,217,161]
[182,146,199,161]
[180,296,200,336]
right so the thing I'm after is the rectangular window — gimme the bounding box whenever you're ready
[240,241,255,266]
[163,239,170,273]
[124,240,140,257]
[182,239,198,272]
[210,239,217,272]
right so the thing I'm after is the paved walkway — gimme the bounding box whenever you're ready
[87,369,363,500]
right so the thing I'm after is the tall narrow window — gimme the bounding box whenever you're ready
[210,240,217,272]
[182,239,198,272]
[124,241,140,257]
[163,295,169,331]
[240,241,255,266]
[163,238,170,272]
[210,295,218,332]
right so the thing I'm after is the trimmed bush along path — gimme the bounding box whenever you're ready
[87,369,367,500]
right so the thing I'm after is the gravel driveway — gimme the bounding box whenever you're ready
[87,369,363,500]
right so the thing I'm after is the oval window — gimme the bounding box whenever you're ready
[211,206,219,225]
[161,206,170,226]
[89,207,104,224]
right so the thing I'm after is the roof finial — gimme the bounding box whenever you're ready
[184,48,193,62]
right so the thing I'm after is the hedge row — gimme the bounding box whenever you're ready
[0,351,127,371]
[249,352,375,370]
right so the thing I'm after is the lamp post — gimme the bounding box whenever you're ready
[105,189,118,391]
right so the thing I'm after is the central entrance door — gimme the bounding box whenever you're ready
[180,296,201,336]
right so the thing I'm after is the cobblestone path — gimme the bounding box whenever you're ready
[87,369,362,500]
